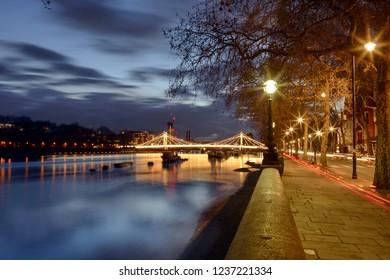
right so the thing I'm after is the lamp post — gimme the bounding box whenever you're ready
[298,117,309,160]
[352,54,358,179]
[289,127,294,155]
[262,80,279,165]
[285,131,289,152]
[351,42,376,179]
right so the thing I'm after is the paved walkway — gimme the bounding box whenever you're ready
[282,156,390,260]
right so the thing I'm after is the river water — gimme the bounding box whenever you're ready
[0,153,258,259]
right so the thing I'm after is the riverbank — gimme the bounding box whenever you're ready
[179,170,260,259]
[0,147,135,162]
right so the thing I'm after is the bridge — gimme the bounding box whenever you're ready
[134,131,267,150]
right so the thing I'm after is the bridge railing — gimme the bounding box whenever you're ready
[135,131,267,150]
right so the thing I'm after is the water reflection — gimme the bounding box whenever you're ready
[0,153,252,259]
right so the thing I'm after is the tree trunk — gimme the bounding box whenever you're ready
[339,122,346,153]
[303,121,308,160]
[364,116,374,156]
[373,7,390,189]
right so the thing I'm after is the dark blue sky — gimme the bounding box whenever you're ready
[0,0,249,141]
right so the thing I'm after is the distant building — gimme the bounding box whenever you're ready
[118,130,154,147]
[0,123,14,129]
[343,92,377,154]
[132,131,154,145]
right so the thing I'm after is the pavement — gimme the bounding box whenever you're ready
[282,155,390,260]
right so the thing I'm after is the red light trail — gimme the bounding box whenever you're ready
[285,154,390,212]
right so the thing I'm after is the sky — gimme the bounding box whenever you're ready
[0,0,249,141]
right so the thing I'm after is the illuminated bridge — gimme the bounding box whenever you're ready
[134,131,267,151]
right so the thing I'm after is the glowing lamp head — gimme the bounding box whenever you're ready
[364,42,376,52]
[264,80,277,95]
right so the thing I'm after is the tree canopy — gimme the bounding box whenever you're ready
[165,0,390,189]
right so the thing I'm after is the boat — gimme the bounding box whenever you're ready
[245,161,261,168]
[161,151,187,163]
[207,150,229,159]
[113,161,133,168]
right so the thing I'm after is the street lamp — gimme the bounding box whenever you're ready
[352,42,376,179]
[297,117,309,160]
[284,131,289,152]
[364,42,376,52]
[263,80,279,165]
[288,127,294,155]
[352,54,357,179]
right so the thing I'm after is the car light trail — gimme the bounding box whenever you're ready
[285,154,390,211]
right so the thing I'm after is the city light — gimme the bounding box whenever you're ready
[262,80,280,166]
[264,80,277,95]
[364,42,377,52]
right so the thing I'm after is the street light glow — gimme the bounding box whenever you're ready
[262,79,279,166]
[264,80,277,94]
[364,42,377,52]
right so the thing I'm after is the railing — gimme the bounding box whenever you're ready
[135,131,267,150]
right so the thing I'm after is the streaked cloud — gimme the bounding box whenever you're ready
[0,0,248,140]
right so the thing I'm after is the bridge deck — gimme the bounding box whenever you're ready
[135,131,267,150]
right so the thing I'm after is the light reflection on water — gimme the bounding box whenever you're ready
[0,153,254,259]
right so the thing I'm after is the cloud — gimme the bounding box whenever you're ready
[50,62,107,78]
[0,87,245,139]
[0,62,15,76]
[129,67,173,83]
[54,0,166,38]
[9,42,68,62]
[0,1,249,140]
[50,77,137,90]
[92,38,144,55]
[49,0,195,56]
[1,41,138,91]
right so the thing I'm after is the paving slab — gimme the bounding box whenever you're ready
[282,156,390,260]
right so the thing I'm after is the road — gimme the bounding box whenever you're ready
[326,157,375,186]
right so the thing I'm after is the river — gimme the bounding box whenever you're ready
[0,152,259,259]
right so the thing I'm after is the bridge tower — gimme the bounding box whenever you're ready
[167,122,174,136]
[240,132,244,146]
[162,132,168,148]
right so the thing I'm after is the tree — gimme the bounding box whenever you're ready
[41,0,52,10]
[373,4,390,188]
[165,0,390,189]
